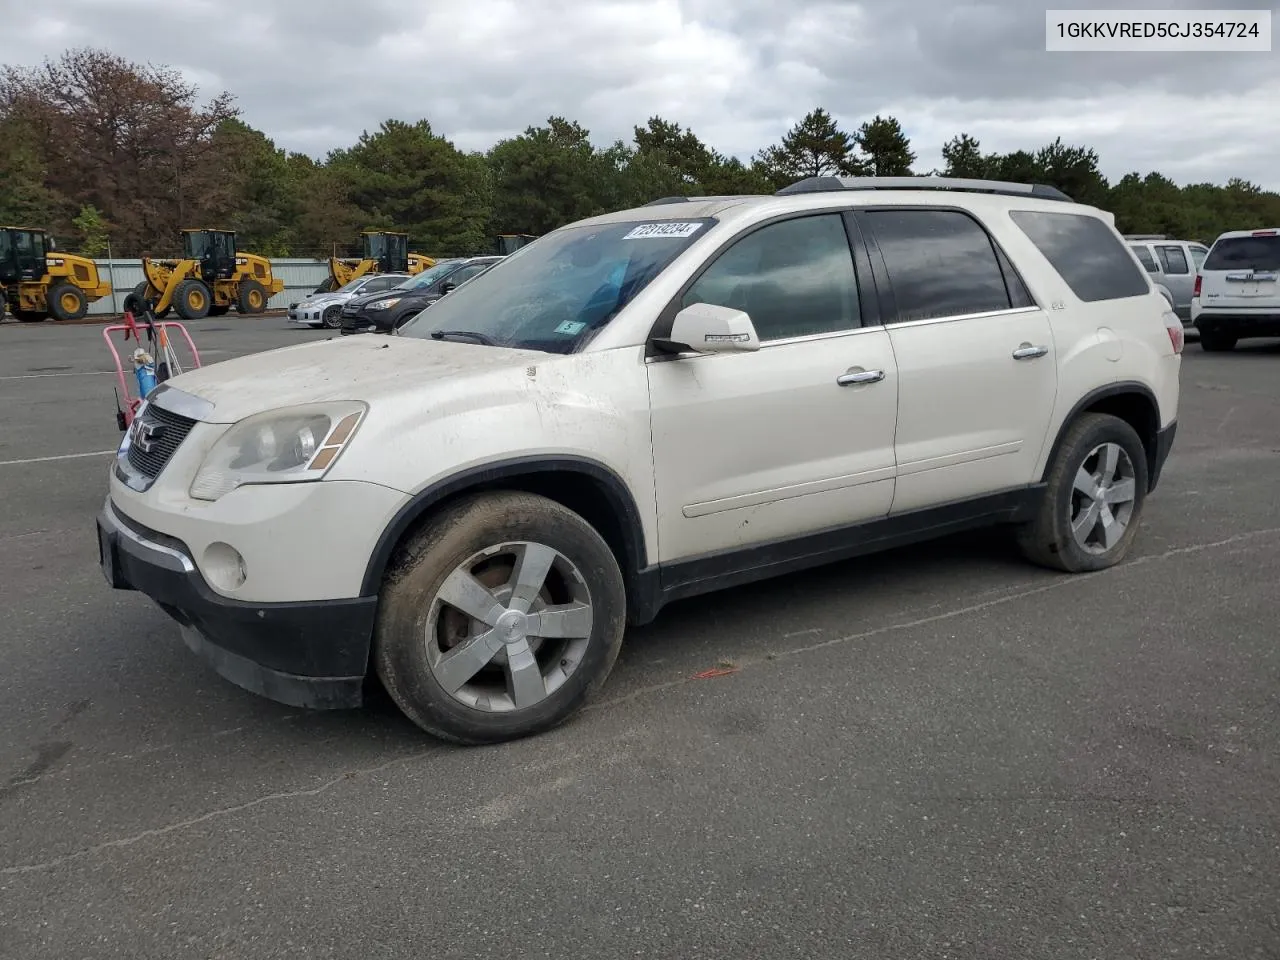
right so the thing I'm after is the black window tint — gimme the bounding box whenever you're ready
[994,243,1036,308]
[1010,210,1150,301]
[683,214,860,341]
[865,209,1013,323]
[1203,236,1280,271]
[1130,244,1159,272]
[449,264,489,285]
[363,276,394,292]
[1158,245,1189,274]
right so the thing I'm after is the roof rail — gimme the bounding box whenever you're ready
[643,196,693,206]
[1124,234,1168,240]
[775,176,1074,202]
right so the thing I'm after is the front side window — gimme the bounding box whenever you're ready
[681,214,860,341]
[1130,244,1159,273]
[1010,210,1150,302]
[401,219,713,353]
[865,209,1015,323]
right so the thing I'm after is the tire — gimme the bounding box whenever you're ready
[47,282,88,321]
[321,304,342,329]
[1016,413,1150,573]
[237,278,268,314]
[173,279,211,320]
[374,491,627,744]
[1200,330,1236,352]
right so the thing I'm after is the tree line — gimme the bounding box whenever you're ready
[3,48,1278,260]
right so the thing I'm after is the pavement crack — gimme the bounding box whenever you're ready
[0,748,440,877]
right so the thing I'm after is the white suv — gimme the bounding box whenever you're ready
[1190,227,1280,351]
[97,176,1183,744]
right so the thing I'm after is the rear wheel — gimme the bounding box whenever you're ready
[374,492,626,744]
[1017,413,1149,573]
[1199,330,1236,352]
[237,279,268,314]
[47,282,88,321]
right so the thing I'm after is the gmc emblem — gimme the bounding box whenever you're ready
[131,419,163,454]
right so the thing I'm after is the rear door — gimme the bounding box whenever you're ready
[1200,232,1280,310]
[853,206,1058,514]
[1155,243,1194,316]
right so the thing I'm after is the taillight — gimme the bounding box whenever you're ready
[1164,310,1184,354]
[1193,274,1202,297]
[1251,230,1277,236]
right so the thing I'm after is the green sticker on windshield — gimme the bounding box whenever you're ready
[554,320,586,335]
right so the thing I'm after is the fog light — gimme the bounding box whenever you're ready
[203,542,247,591]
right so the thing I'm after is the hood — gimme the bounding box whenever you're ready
[350,286,423,307]
[159,334,547,423]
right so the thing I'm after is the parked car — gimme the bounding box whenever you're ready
[288,273,410,329]
[1190,227,1280,351]
[340,257,504,335]
[96,175,1181,745]
[1125,235,1209,324]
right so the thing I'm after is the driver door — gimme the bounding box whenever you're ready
[646,212,899,565]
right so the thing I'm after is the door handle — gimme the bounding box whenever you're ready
[836,369,885,386]
[1012,343,1049,360]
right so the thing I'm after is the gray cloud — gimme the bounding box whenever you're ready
[7,0,1280,186]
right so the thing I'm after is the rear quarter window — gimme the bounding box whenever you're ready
[1203,235,1280,272]
[1010,210,1150,302]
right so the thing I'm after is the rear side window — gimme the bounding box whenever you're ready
[1010,210,1150,302]
[1157,245,1189,274]
[862,209,1021,323]
[1203,235,1280,272]
[1189,247,1208,269]
[1130,245,1158,272]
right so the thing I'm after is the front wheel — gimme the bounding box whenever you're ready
[321,305,342,329]
[1016,413,1149,573]
[173,279,211,320]
[374,491,626,744]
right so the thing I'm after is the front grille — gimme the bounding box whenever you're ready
[126,403,197,479]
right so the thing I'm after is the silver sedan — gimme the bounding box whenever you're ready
[288,273,411,328]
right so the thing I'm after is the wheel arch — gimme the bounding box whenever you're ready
[360,455,653,618]
[1041,382,1162,491]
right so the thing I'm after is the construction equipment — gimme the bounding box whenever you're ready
[0,226,112,322]
[321,231,436,292]
[496,234,538,255]
[134,229,284,320]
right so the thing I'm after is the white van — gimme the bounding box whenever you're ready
[1191,228,1280,351]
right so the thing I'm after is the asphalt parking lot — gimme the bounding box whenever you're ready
[1,317,1278,959]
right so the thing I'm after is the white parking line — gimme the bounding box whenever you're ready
[0,449,116,466]
[0,371,113,380]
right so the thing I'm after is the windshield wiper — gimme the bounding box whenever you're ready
[430,330,497,346]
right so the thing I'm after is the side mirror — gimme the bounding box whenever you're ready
[439,281,457,295]
[656,303,761,355]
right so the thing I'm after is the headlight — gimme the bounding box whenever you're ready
[367,298,400,311]
[189,402,367,502]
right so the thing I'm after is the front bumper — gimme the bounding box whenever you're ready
[97,497,377,709]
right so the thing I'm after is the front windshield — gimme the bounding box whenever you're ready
[397,260,461,290]
[400,219,714,353]
[183,232,208,259]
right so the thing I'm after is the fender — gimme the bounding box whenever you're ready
[359,454,652,602]
[1040,380,1161,489]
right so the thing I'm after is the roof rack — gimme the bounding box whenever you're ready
[775,176,1074,203]
[1124,234,1168,240]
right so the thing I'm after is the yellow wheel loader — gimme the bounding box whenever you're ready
[319,231,435,293]
[135,229,285,320]
[0,226,112,323]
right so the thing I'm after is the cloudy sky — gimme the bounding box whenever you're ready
[5,0,1279,188]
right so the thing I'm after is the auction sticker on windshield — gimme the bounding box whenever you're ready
[622,222,704,240]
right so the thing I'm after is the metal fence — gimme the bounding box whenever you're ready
[86,258,331,315]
